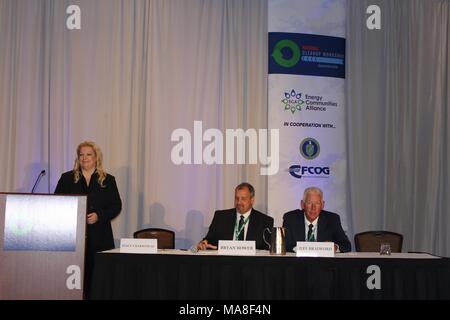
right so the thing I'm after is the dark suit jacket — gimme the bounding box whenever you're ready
[282,209,351,252]
[54,170,122,253]
[204,208,274,250]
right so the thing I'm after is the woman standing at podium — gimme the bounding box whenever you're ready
[54,141,122,297]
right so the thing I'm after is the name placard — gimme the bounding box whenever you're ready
[296,241,335,257]
[120,238,157,254]
[218,240,256,256]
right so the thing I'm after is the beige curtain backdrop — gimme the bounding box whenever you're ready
[1,0,450,256]
[0,0,268,249]
[347,0,450,256]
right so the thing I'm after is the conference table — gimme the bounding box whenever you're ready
[90,249,450,300]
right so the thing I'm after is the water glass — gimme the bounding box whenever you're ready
[380,243,391,255]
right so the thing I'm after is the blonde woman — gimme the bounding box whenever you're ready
[55,141,122,295]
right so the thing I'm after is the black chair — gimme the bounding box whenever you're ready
[133,228,175,249]
[354,230,403,252]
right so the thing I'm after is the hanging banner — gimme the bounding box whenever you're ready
[268,0,350,236]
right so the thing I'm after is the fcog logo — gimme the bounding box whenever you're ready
[289,165,330,179]
[300,138,320,160]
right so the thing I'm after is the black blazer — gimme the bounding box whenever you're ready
[54,170,122,253]
[282,209,351,252]
[204,208,274,250]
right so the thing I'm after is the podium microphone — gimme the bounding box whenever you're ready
[31,170,46,193]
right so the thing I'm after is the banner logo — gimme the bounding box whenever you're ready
[289,138,329,179]
[289,165,330,179]
[271,39,301,67]
[281,90,338,115]
[269,32,345,78]
[300,138,320,160]
[282,89,304,114]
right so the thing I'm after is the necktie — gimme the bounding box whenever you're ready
[307,224,315,241]
[237,215,245,240]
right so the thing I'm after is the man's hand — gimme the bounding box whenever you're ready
[197,239,218,250]
[334,243,340,253]
[325,241,340,253]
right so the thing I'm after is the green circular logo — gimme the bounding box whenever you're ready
[271,39,301,68]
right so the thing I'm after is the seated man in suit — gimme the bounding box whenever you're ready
[197,182,273,250]
[283,186,351,253]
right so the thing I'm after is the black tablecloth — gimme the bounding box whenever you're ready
[90,252,450,300]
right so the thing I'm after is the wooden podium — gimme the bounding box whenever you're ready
[0,193,86,299]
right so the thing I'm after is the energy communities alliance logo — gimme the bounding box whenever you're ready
[281,89,338,116]
[282,89,304,114]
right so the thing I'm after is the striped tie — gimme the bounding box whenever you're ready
[307,223,315,241]
[237,215,245,240]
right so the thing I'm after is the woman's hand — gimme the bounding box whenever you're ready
[87,212,99,224]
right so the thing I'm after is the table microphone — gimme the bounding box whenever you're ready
[31,170,46,193]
